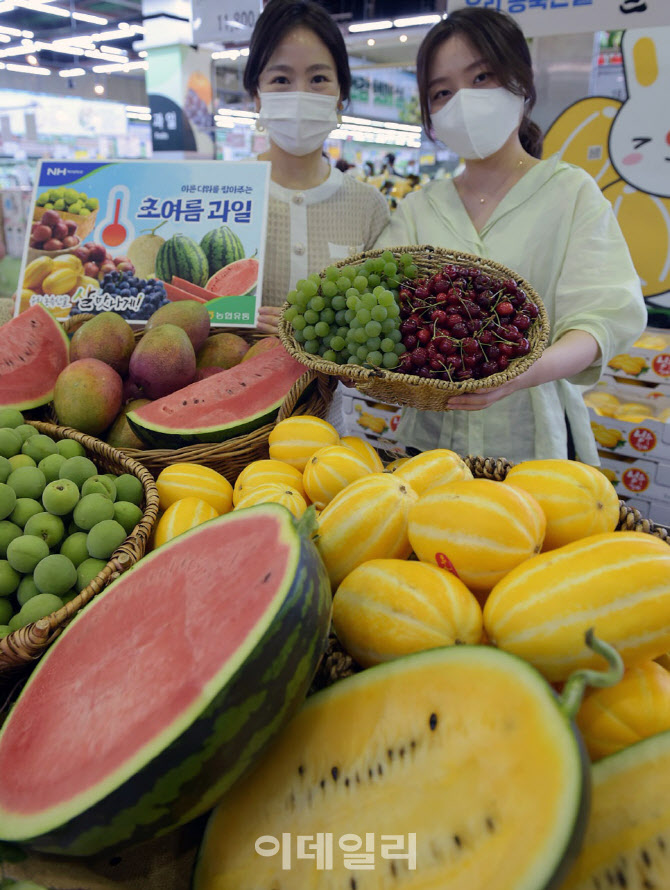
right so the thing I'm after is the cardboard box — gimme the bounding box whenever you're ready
[620,493,670,529]
[606,327,670,385]
[340,390,407,457]
[583,379,670,459]
[598,451,670,502]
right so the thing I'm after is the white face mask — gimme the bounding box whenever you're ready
[430,87,525,160]
[257,91,339,157]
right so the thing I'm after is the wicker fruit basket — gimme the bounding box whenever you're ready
[0,421,159,684]
[55,316,336,482]
[278,245,550,411]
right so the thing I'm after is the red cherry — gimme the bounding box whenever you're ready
[478,329,494,345]
[411,348,428,367]
[515,338,531,356]
[450,322,469,339]
[496,301,514,316]
[436,337,456,356]
[403,334,418,351]
[415,285,430,301]
[417,328,432,345]
[400,319,417,335]
[502,325,521,342]
[513,313,531,331]
[499,343,516,357]
[497,355,509,370]
[462,337,480,355]
[480,361,499,378]
[429,358,444,372]
[445,314,464,330]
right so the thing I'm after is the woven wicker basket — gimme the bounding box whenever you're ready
[309,453,669,692]
[55,316,336,482]
[0,421,159,684]
[278,245,550,411]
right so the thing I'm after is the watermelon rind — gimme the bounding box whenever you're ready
[126,347,308,449]
[0,504,332,856]
[0,304,70,410]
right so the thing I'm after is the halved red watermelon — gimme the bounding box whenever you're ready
[206,257,258,297]
[0,305,70,409]
[0,503,332,855]
[126,343,307,448]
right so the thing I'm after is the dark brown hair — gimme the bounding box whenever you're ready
[416,7,543,158]
[243,0,351,103]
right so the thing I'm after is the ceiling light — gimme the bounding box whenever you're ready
[392,14,441,27]
[15,1,69,16]
[348,20,393,32]
[399,34,408,42]
[26,53,37,64]
[6,61,50,73]
[94,83,104,94]
[0,2,15,11]
[367,38,375,46]
[118,21,129,29]
[0,25,23,37]
[91,59,147,73]
[125,104,150,113]
[72,11,108,24]
[138,50,147,58]
[59,67,85,76]
[0,34,9,42]
[99,44,125,54]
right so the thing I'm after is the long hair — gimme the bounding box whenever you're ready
[416,7,543,158]
[243,0,351,103]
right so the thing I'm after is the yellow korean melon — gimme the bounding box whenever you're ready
[394,448,473,496]
[576,660,670,761]
[302,444,372,510]
[153,497,218,548]
[484,531,670,682]
[232,459,306,506]
[332,558,483,667]
[234,482,307,519]
[316,473,418,589]
[155,463,233,515]
[385,456,410,472]
[268,416,339,472]
[338,435,384,472]
[408,479,546,600]
[505,459,620,551]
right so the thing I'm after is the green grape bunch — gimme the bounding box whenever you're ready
[283,251,418,369]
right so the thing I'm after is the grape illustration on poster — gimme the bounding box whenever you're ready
[543,26,670,328]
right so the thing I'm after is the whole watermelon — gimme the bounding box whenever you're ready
[155,234,209,287]
[200,226,245,274]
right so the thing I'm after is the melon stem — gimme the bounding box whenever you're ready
[559,628,624,720]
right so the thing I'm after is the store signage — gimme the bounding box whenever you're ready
[191,0,262,45]
[446,0,670,37]
[16,159,270,328]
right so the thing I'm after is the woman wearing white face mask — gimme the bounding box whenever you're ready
[244,0,390,335]
[377,7,646,464]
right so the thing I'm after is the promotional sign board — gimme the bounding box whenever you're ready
[17,159,270,328]
[447,0,670,38]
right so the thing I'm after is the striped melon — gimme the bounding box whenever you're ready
[154,497,218,548]
[505,459,620,551]
[484,531,670,682]
[332,558,483,667]
[234,483,307,519]
[316,473,418,589]
[233,459,306,506]
[385,456,410,472]
[155,463,233,515]
[302,444,372,510]
[408,479,546,599]
[394,448,473,496]
[338,436,384,472]
[268,416,340,472]
[576,660,670,761]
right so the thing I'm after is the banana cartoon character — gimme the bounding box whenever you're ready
[544,27,670,326]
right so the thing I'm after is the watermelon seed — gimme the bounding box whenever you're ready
[429,713,438,730]
[240,381,247,387]
[263,572,271,583]
[331,766,339,781]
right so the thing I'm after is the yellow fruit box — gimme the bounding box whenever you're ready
[606,326,670,385]
[33,205,98,240]
[584,379,670,460]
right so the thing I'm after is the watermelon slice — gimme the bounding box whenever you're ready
[127,343,307,448]
[0,305,69,410]
[206,257,258,297]
[0,504,332,855]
